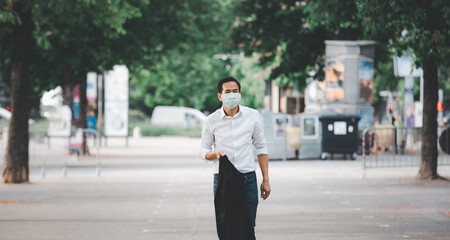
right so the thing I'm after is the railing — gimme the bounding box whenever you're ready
[362,126,450,180]
[0,128,101,179]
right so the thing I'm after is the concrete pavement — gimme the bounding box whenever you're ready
[0,136,449,239]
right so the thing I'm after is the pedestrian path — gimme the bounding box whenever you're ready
[0,137,449,239]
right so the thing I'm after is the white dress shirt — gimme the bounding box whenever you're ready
[199,105,268,173]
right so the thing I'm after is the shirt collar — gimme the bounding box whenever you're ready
[220,105,244,119]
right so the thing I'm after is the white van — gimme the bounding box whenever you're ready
[151,106,206,129]
[0,107,35,125]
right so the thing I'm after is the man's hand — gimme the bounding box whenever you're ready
[215,150,224,160]
[257,154,270,200]
[260,181,271,200]
[205,150,224,160]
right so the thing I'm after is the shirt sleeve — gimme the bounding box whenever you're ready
[253,112,269,156]
[199,119,213,160]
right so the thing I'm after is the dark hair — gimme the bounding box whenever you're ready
[217,77,241,93]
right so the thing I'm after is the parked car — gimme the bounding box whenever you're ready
[151,106,206,129]
[0,107,35,125]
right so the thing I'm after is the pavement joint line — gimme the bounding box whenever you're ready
[376,223,391,228]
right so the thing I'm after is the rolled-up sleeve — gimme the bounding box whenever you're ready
[253,112,268,156]
[199,119,213,160]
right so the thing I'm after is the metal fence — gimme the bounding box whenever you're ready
[362,126,450,179]
[0,128,100,178]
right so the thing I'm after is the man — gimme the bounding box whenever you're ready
[199,77,271,234]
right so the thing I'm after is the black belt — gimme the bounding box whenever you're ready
[215,171,255,176]
[242,171,255,176]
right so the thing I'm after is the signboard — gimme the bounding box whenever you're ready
[104,65,129,137]
[333,121,347,135]
[104,101,128,136]
[393,53,423,77]
[359,61,374,103]
[105,66,129,101]
[414,102,423,127]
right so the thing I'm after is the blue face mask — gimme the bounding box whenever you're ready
[222,92,241,109]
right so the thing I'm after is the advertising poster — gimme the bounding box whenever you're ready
[319,60,345,102]
[358,108,373,130]
[104,101,128,136]
[273,116,289,139]
[104,65,129,137]
[359,61,374,103]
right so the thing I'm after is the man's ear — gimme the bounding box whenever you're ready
[217,93,223,102]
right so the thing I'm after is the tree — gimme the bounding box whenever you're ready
[1,0,240,182]
[1,1,33,183]
[232,0,449,180]
[1,0,149,182]
[357,0,449,180]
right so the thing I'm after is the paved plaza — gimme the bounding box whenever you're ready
[0,137,449,240]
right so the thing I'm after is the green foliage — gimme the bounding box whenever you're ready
[357,0,449,65]
[229,56,267,109]
[232,0,366,87]
[129,0,244,114]
[372,56,402,103]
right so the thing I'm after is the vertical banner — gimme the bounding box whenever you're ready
[359,61,374,103]
[73,85,80,119]
[104,65,129,137]
[86,72,97,130]
[86,72,98,103]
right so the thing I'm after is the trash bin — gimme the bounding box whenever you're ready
[319,115,360,160]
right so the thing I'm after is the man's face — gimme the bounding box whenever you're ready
[218,81,241,102]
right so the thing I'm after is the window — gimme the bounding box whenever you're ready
[303,118,316,136]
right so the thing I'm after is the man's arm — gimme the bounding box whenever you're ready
[258,154,271,200]
[199,119,224,161]
[253,112,270,200]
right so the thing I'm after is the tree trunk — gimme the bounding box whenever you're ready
[79,80,89,155]
[62,64,74,107]
[418,58,439,180]
[2,3,33,183]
